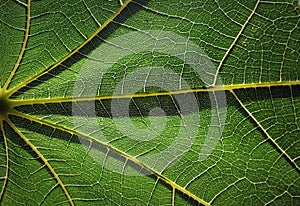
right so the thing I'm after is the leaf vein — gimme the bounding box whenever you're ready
[6,118,75,206]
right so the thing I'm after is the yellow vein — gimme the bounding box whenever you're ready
[172,187,175,206]
[2,0,31,91]
[12,110,210,206]
[230,89,300,173]
[6,0,133,97]
[212,0,260,86]
[5,119,75,206]
[11,81,300,106]
[0,119,9,201]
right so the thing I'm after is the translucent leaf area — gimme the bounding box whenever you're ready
[0,0,299,205]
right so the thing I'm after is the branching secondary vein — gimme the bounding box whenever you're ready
[212,0,261,86]
[5,119,75,206]
[5,0,133,98]
[230,89,300,174]
[2,0,31,91]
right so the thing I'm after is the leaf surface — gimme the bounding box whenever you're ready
[0,0,299,205]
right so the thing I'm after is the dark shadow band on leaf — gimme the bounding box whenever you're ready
[233,85,300,104]
[14,92,212,118]
[9,115,81,145]
[10,0,151,99]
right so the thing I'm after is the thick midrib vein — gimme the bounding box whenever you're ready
[5,0,133,98]
[10,81,300,106]
[11,110,210,206]
[230,89,300,174]
[5,119,75,206]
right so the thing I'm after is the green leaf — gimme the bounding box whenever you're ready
[1,0,299,205]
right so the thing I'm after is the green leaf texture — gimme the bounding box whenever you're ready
[0,0,299,205]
